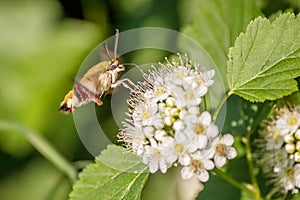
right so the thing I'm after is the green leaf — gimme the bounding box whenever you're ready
[179,0,260,81]
[69,145,149,200]
[285,90,300,106]
[227,13,300,102]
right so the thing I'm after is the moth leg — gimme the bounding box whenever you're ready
[106,88,115,95]
[92,95,103,106]
[111,78,136,91]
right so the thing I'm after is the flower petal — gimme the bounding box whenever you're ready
[221,134,234,146]
[179,154,191,166]
[214,154,227,168]
[195,134,208,149]
[159,160,168,173]
[207,124,219,138]
[149,160,159,173]
[181,166,194,180]
[226,147,237,159]
[199,111,211,126]
[203,159,215,170]
[197,169,209,182]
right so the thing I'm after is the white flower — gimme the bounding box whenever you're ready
[119,54,236,181]
[189,69,214,96]
[164,65,189,86]
[169,85,202,108]
[256,104,300,195]
[132,102,159,127]
[274,106,300,136]
[207,134,237,168]
[264,126,284,150]
[295,164,300,189]
[273,158,299,194]
[179,108,198,125]
[161,132,192,166]
[147,84,169,103]
[120,121,147,154]
[272,149,290,173]
[142,139,169,173]
[199,69,215,87]
[173,120,185,132]
[187,112,219,152]
[181,151,214,182]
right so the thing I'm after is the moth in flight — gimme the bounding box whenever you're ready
[59,29,132,114]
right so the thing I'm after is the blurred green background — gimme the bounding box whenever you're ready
[0,0,299,199]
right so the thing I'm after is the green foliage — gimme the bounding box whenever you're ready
[198,158,251,200]
[0,158,71,200]
[285,90,300,105]
[69,145,149,200]
[0,120,77,182]
[227,13,300,102]
[0,1,103,157]
[180,0,261,81]
[2,0,300,200]
[222,95,275,136]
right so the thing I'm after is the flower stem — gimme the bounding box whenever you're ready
[245,130,262,199]
[212,168,253,196]
[212,90,232,122]
[0,120,77,183]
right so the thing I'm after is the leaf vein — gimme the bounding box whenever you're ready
[236,15,300,89]
[232,18,261,88]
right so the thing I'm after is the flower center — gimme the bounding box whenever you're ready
[273,131,281,141]
[286,168,294,177]
[143,110,151,119]
[176,71,187,79]
[195,124,205,135]
[288,115,298,126]
[191,160,201,170]
[175,144,184,153]
[155,87,165,96]
[216,144,225,154]
[197,77,204,84]
[184,91,194,99]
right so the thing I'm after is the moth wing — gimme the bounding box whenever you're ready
[82,61,111,79]
[78,61,111,94]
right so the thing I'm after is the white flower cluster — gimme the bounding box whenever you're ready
[258,105,300,194]
[120,55,237,182]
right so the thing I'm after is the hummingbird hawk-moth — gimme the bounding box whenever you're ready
[59,29,132,114]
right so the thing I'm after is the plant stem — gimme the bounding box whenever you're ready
[245,130,262,200]
[45,174,67,200]
[0,120,77,183]
[265,188,277,200]
[212,90,232,122]
[213,168,253,196]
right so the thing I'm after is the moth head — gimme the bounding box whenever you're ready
[59,90,75,114]
[110,59,124,72]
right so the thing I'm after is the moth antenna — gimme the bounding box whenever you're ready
[114,29,119,59]
[104,42,113,61]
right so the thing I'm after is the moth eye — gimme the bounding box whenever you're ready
[110,59,119,70]
[110,63,118,70]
